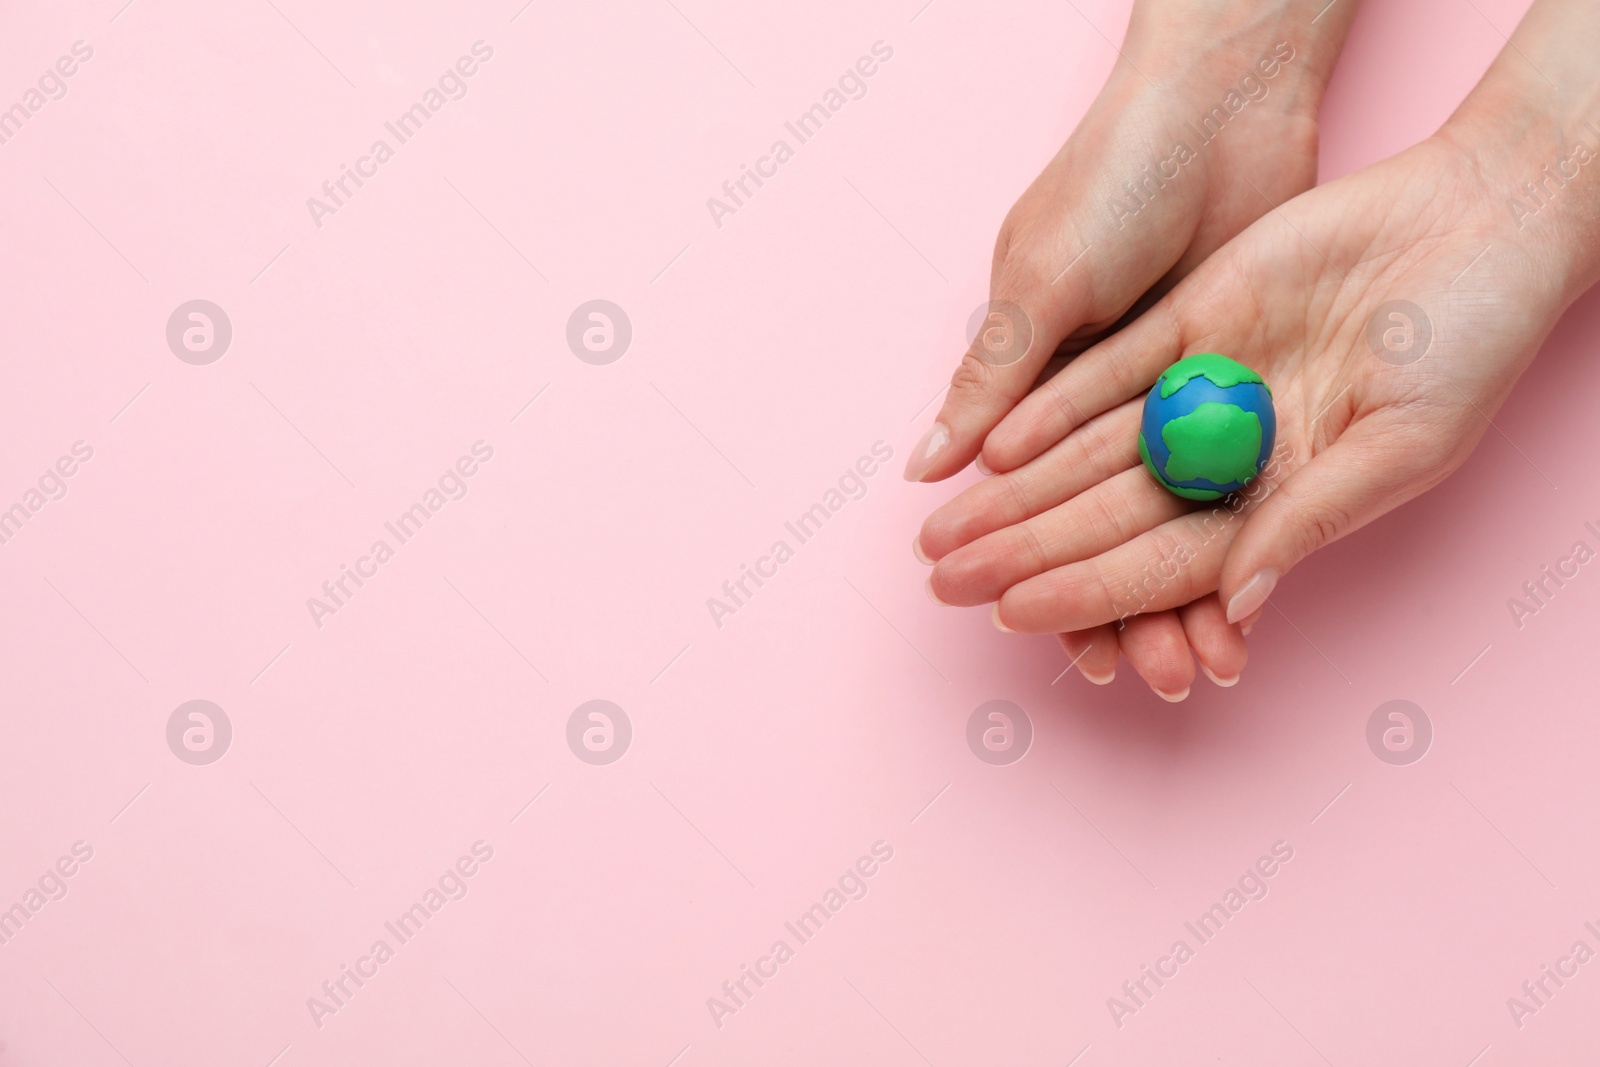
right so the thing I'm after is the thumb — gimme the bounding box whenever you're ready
[903,252,1093,483]
[1220,418,1438,623]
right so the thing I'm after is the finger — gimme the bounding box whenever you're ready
[1057,626,1118,685]
[904,253,1099,482]
[982,296,1185,473]
[916,400,1143,562]
[1238,606,1265,635]
[929,465,1184,607]
[1118,612,1195,701]
[1219,414,1446,623]
[995,498,1245,633]
[1178,595,1247,687]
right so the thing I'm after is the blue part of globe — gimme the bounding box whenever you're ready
[1141,376,1277,494]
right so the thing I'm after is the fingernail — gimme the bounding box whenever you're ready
[1241,622,1254,636]
[903,422,950,482]
[991,604,1013,632]
[974,454,994,476]
[1155,686,1190,703]
[1199,665,1239,688]
[1082,667,1115,685]
[925,576,948,606]
[912,536,933,565]
[1225,568,1279,624]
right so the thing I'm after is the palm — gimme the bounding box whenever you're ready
[1183,139,1546,489]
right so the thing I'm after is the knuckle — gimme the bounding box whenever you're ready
[1279,485,1352,557]
[1079,564,1127,625]
[1010,520,1050,573]
[948,351,997,400]
[994,236,1056,298]
[1297,503,1348,555]
[1102,348,1137,397]
[1078,408,1124,465]
[1142,528,1202,600]
[1142,527,1186,572]
[991,218,1019,274]
[1084,485,1134,546]
[1107,489,1147,544]
[1049,379,1090,435]
[997,472,1034,524]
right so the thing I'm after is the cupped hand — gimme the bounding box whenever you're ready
[902,11,1343,484]
[905,4,1357,696]
[921,131,1585,696]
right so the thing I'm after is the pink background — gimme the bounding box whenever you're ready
[3,0,1599,1063]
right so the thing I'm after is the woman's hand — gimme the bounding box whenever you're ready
[919,109,1600,693]
[907,0,1361,698]
[903,0,1359,485]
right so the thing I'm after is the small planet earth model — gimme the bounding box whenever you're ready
[1138,353,1276,501]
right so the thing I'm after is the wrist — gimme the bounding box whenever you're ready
[1435,0,1600,301]
[1120,0,1357,121]
[1439,68,1600,302]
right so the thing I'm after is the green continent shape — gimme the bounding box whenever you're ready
[1161,402,1262,485]
[1138,431,1226,501]
[1158,353,1266,398]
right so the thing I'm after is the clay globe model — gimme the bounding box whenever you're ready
[1138,353,1277,501]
